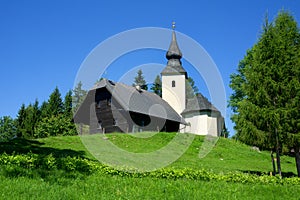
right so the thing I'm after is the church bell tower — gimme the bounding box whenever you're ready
[161,22,187,115]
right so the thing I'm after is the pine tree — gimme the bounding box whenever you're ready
[186,77,199,99]
[64,90,73,119]
[15,101,40,138]
[47,87,63,116]
[229,11,300,177]
[0,116,17,142]
[63,90,77,135]
[133,69,148,90]
[22,103,37,138]
[72,81,87,113]
[16,103,26,137]
[39,101,49,118]
[151,75,162,97]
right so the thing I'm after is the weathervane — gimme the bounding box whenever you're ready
[172,21,176,30]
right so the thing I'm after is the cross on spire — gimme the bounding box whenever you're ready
[172,21,176,30]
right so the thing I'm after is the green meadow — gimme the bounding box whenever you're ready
[0,132,299,199]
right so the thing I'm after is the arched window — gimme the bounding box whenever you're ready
[172,80,176,87]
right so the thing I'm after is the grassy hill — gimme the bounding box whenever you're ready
[20,132,297,174]
[0,132,299,199]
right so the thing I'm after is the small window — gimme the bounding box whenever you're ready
[113,119,117,126]
[172,80,176,87]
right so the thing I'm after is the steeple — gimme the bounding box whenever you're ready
[161,22,187,77]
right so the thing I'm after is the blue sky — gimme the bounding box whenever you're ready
[0,0,299,135]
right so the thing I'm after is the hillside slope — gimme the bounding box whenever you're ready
[1,132,295,175]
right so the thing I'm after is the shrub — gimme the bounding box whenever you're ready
[34,115,77,138]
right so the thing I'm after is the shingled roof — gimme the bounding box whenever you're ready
[90,79,187,125]
[161,30,187,77]
[182,93,220,115]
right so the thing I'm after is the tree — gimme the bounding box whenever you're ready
[16,103,26,137]
[151,75,162,97]
[16,100,40,138]
[133,69,148,90]
[39,101,49,119]
[14,87,79,139]
[63,90,77,134]
[186,77,199,99]
[47,87,63,116]
[64,90,73,119]
[229,11,300,177]
[220,125,229,138]
[0,116,17,142]
[72,81,87,113]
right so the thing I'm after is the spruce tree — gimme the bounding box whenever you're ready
[151,75,162,97]
[39,101,49,118]
[186,77,199,99]
[64,90,73,119]
[0,116,17,142]
[16,103,26,137]
[133,69,148,90]
[72,81,87,113]
[22,104,37,138]
[47,87,63,116]
[229,11,300,176]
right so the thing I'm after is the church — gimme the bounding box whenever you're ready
[74,27,224,136]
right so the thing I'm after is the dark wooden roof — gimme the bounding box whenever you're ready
[182,93,220,115]
[91,79,187,124]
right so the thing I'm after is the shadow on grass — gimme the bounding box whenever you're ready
[0,138,86,158]
[241,170,297,178]
[0,138,95,181]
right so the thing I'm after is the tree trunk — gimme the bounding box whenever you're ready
[275,128,282,177]
[276,147,282,177]
[271,151,276,176]
[295,146,300,177]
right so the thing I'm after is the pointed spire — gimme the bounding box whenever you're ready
[161,22,187,77]
[166,22,182,59]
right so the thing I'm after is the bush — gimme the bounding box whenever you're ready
[1,152,300,185]
[34,115,77,138]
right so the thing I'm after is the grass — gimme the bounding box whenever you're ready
[1,173,300,200]
[1,132,296,174]
[0,132,299,199]
[95,132,297,175]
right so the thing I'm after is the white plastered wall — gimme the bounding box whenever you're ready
[162,74,186,114]
[182,111,222,137]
